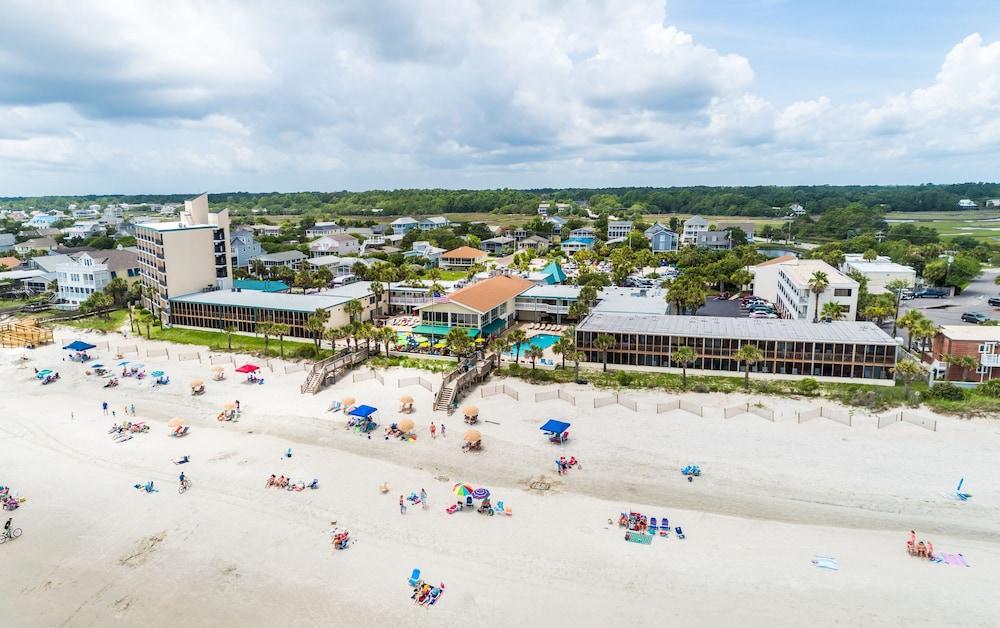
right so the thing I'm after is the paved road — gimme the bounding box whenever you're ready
[898,267,1000,327]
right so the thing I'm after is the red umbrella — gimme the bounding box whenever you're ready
[235,364,260,373]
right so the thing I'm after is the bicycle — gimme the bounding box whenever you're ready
[0,527,22,544]
[178,478,192,494]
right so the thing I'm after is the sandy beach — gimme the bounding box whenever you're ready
[3,329,1000,627]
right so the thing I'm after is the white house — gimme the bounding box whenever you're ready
[789,203,807,216]
[772,259,859,321]
[568,227,596,239]
[404,241,445,264]
[308,233,360,257]
[61,221,103,240]
[546,215,567,230]
[841,254,916,295]
[643,223,679,252]
[419,216,451,230]
[957,199,978,209]
[305,221,344,238]
[56,253,112,309]
[25,214,59,229]
[606,221,633,241]
[537,202,550,216]
[682,215,709,244]
[390,217,419,235]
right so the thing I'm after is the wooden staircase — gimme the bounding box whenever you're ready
[300,347,370,394]
[434,386,455,412]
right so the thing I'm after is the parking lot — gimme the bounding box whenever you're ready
[697,297,744,317]
[898,267,1000,328]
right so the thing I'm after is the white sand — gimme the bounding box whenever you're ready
[2,329,1000,627]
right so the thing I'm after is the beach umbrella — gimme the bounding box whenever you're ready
[419,342,430,348]
[434,341,446,348]
[399,394,414,404]
[475,337,486,343]
[452,483,474,497]
[190,379,204,387]
[167,417,185,428]
[223,402,237,410]
[90,363,103,368]
[117,360,129,366]
[234,363,260,373]
[463,405,478,417]
[342,396,356,406]
[398,418,415,433]
[463,429,481,442]
[472,488,490,500]
[151,370,164,377]
[211,366,225,372]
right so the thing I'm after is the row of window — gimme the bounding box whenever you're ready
[580,350,892,379]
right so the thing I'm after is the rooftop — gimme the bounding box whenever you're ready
[316,281,374,299]
[594,286,669,315]
[232,279,290,293]
[255,250,307,262]
[444,275,534,313]
[753,254,797,268]
[843,259,916,273]
[520,285,582,299]
[135,220,214,231]
[777,259,857,287]
[441,246,488,259]
[579,312,895,344]
[938,325,1000,342]
[170,289,353,312]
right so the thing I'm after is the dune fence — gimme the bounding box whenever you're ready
[797,406,852,427]
[656,400,680,413]
[210,354,234,365]
[535,389,577,405]
[116,344,139,355]
[480,383,519,400]
[353,371,376,383]
[680,399,704,417]
[722,402,774,421]
[144,347,167,358]
[592,392,638,412]
[593,394,616,409]
[174,350,201,362]
[282,363,306,374]
[877,411,937,431]
[398,376,435,392]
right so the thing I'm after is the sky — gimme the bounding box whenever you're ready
[2,0,1000,196]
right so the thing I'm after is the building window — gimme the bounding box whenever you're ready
[833,288,852,297]
[978,343,995,354]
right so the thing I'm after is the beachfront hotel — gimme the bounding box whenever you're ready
[413,274,533,339]
[135,193,233,322]
[576,312,898,381]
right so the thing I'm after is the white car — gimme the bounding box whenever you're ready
[749,311,778,319]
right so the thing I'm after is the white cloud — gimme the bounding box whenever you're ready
[0,2,998,193]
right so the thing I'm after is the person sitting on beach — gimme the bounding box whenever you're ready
[568,456,578,467]
[926,541,934,559]
[173,456,190,465]
[917,541,927,558]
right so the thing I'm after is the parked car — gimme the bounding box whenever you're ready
[988,297,1000,307]
[749,311,778,319]
[961,312,991,324]
[915,287,948,298]
[897,288,914,300]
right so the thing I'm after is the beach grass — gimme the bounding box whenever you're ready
[55,309,130,333]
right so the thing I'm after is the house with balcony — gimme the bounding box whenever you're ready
[419,216,451,230]
[695,230,732,250]
[387,279,460,314]
[305,221,344,238]
[403,241,445,265]
[517,234,550,252]
[772,259,858,321]
[250,250,307,271]
[438,246,488,269]
[560,237,595,254]
[306,255,373,278]
[413,274,533,340]
[928,326,1000,382]
[390,217,419,235]
[643,223,679,252]
[230,229,263,268]
[61,221,104,240]
[514,285,581,323]
[568,227,596,239]
[681,215,708,245]
[481,236,514,255]
[308,233,360,257]
[606,221,633,241]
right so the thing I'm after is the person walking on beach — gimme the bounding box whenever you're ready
[129,403,136,417]
[399,495,406,514]
[430,422,436,439]
[420,488,428,510]
[440,423,445,437]
[235,400,240,412]
[102,401,108,415]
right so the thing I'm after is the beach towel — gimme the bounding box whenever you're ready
[625,532,653,545]
[936,553,970,567]
[811,555,839,571]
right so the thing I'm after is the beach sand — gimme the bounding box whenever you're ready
[2,330,1000,627]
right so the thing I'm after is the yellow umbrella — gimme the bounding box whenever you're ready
[463,405,478,417]
[463,429,481,442]
[223,402,237,410]
[211,366,225,372]
[342,396,356,406]
[419,342,430,348]
[190,379,204,388]
[475,338,486,343]
[398,418,415,433]
[167,417,185,428]
[434,341,447,348]
[400,395,414,404]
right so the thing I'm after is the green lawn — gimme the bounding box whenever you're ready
[885,210,1000,241]
[427,269,467,280]
[54,309,130,333]
[138,324,332,360]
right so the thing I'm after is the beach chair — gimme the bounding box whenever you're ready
[445,504,458,514]
[492,500,505,515]
[465,496,473,509]
[674,526,685,539]
[408,568,421,587]
[659,518,669,536]
[328,400,342,413]
[649,517,658,534]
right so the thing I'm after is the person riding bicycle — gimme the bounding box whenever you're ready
[179,472,187,485]
[4,517,11,533]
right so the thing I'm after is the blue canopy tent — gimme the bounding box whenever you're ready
[540,419,571,444]
[349,405,378,418]
[348,405,379,433]
[63,341,96,351]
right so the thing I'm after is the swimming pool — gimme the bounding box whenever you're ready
[507,334,561,357]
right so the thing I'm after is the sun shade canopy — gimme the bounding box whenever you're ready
[348,405,377,418]
[63,341,96,351]
[539,419,571,435]
[235,364,260,373]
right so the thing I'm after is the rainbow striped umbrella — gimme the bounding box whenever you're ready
[452,483,474,497]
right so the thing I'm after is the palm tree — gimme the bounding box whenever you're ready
[224,325,236,351]
[569,349,584,381]
[250,259,266,279]
[593,334,615,372]
[734,343,763,390]
[895,359,924,402]
[344,299,364,323]
[105,277,129,306]
[525,346,544,370]
[376,326,397,356]
[808,271,830,323]
[272,323,290,359]
[359,322,375,352]
[444,327,472,361]
[257,322,275,355]
[323,326,344,352]
[370,281,384,317]
[672,345,697,390]
[896,310,926,350]
[552,336,573,370]
[885,279,912,337]
[305,308,330,352]
[507,329,527,361]
[912,319,939,354]
[137,310,153,339]
[821,301,845,321]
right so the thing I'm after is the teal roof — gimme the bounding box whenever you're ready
[233,279,290,293]
[541,261,566,284]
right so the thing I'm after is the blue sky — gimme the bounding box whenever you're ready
[1,0,999,195]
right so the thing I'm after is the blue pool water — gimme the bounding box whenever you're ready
[507,334,560,358]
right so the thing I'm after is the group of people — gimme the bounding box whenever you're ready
[554,456,579,475]
[101,401,137,417]
[1,484,23,511]
[265,475,319,491]
[410,581,445,606]
[328,525,351,550]
[400,489,429,513]
[907,530,935,559]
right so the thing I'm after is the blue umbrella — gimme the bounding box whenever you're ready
[472,487,490,500]
[151,370,164,377]
[130,363,145,369]
[91,363,104,368]
[117,360,129,366]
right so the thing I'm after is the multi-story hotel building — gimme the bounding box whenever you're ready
[135,193,232,322]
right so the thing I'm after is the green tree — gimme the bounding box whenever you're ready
[376,326,397,355]
[594,333,615,372]
[923,254,981,292]
[895,359,925,402]
[820,301,845,321]
[306,308,330,351]
[885,278,912,337]
[272,323,290,359]
[444,327,472,360]
[105,277,129,306]
[943,354,978,381]
[80,291,114,319]
[323,326,345,352]
[224,325,236,351]
[552,335,573,370]
[524,346,544,370]
[507,329,527,361]
[257,321,275,355]
[671,345,697,390]
[370,281,384,317]
[911,318,939,354]
[807,271,830,323]
[734,343,763,390]
[862,249,878,261]
[137,309,153,339]
[344,299,364,323]
[896,310,927,350]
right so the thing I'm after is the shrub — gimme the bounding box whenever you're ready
[295,345,316,359]
[796,378,820,396]
[690,382,709,393]
[976,379,1000,398]
[926,382,966,401]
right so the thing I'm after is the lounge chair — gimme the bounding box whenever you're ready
[492,500,505,515]
[445,504,458,514]
[674,526,685,539]
[649,517,658,534]
[328,401,342,412]
[408,568,421,587]
[659,518,669,536]
[465,496,473,509]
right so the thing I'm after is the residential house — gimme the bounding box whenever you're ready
[696,231,731,250]
[927,326,1000,382]
[561,237,595,254]
[681,215,709,245]
[251,250,307,271]
[537,202,550,216]
[717,221,756,243]
[403,241,446,264]
[387,279,460,314]
[841,254,916,295]
[0,256,21,270]
[308,233,360,257]
[789,203,807,216]
[569,227,596,239]
[305,221,344,239]
[985,199,1000,208]
[770,259,859,321]
[545,215,567,230]
[249,224,282,237]
[390,217,419,235]
[555,203,570,212]
[957,199,978,209]
[0,233,15,252]
[438,246,488,270]
[749,255,797,300]
[643,223,679,252]
[15,237,57,254]
[55,253,113,309]
[517,234,550,252]
[306,255,373,277]
[515,284,580,322]
[481,236,514,255]
[82,249,141,283]
[414,274,533,340]
[230,229,263,268]
[61,221,104,240]
[419,216,450,230]
[510,227,529,242]
[25,214,59,229]
[606,221,633,241]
